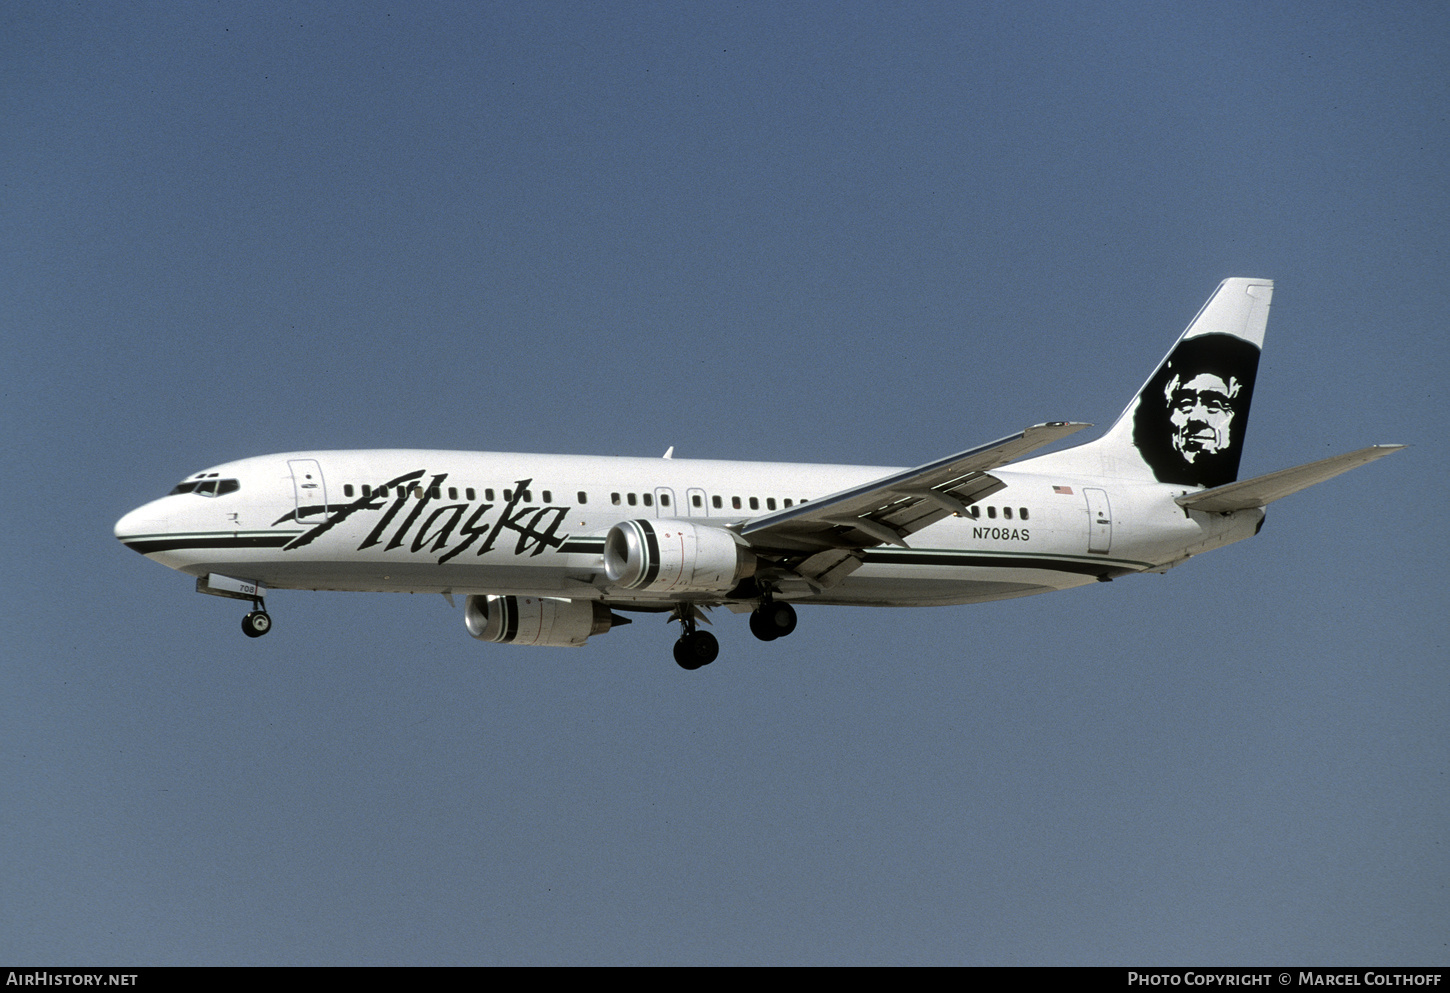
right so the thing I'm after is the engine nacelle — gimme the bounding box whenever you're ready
[464,594,617,648]
[603,519,756,594]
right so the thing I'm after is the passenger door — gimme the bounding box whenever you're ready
[1084,487,1111,554]
[288,459,329,524]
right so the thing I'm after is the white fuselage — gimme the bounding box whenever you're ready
[114,449,1264,609]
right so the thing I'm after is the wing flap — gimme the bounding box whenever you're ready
[1175,445,1405,512]
[794,548,866,589]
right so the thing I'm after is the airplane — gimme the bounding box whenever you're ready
[114,278,1402,670]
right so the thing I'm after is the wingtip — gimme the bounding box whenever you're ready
[1357,444,1407,460]
[1028,420,1092,434]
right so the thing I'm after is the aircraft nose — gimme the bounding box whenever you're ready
[114,500,168,549]
[114,505,142,540]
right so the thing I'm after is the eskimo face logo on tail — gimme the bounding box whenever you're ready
[1132,333,1260,488]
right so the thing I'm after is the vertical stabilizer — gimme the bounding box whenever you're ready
[1026,278,1272,488]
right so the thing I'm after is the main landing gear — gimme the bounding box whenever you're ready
[241,600,272,638]
[670,604,719,670]
[669,598,799,669]
[749,600,797,642]
[673,630,718,670]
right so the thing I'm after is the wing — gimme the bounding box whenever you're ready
[1175,445,1405,512]
[740,422,1089,588]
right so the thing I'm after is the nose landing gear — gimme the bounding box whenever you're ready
[194,575,273,639]
[241,599,272,638]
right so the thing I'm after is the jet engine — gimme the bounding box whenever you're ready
[464,594,622,647]
[603,519,756,594]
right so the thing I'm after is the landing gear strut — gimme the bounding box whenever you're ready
[749,599,797,642]
[670,604,718,670]
[241,600,272,638]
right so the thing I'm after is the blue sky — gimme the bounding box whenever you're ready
[2,1,1445,965]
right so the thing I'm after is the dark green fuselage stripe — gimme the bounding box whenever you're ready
[122,534,297,554]
[861,548,1145,575]
[124,532,1143,577]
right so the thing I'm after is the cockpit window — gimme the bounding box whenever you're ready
[169,478,239,497]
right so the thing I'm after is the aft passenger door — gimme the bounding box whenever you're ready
[1084,487,1111,554]
[288,459,329,524]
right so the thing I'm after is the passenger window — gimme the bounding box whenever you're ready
[503,489,512,501]
[642,493,653,507]
[712,495,722,509]
[766,498,776,510]
[448,487,457,500]
[466,488,475,501]
[692,494,702,508]
[542,490,551,503]
[1020,507,1029,520]
[413,486,425,499]
[577,491,587,504]
[1003,506,1013,520]
[612,493,621,505]
[429,486,440,499]
[627,493,637,506]
[485,489,495,501]
[732,496,742,510]
[987,506,997,519]
[343,484,354,498]
[749,497,759,510]
[522,489,532,502]
[784,499,793,508]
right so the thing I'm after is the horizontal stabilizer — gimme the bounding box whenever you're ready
[1175,445,1405,512]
